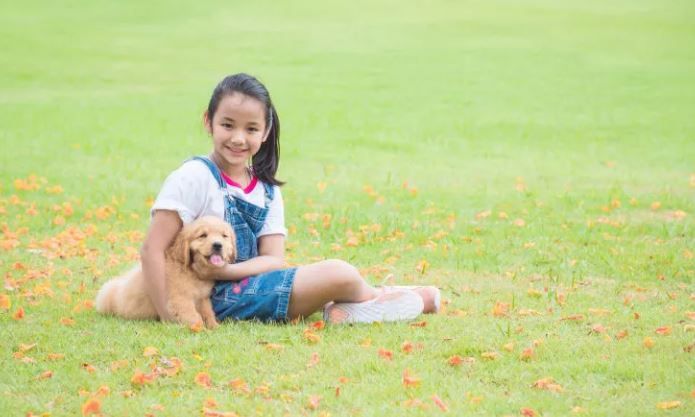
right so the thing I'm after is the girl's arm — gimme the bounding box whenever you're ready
[208,234,287,281]
[140,210,182,321]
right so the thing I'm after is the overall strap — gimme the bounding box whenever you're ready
[188,156,225,189]
[262,182,275,206]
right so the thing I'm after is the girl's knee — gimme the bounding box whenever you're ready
[317,259,362,289]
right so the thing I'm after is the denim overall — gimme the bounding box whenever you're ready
[190,157,296,322]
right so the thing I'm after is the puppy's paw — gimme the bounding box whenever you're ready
[205,318,219,330]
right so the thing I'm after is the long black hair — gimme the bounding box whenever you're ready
[206,73,283,186]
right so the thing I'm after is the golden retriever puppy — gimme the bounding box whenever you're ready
[96,216,235,329]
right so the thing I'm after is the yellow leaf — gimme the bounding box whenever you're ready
[143,346,159,357]
[643,337,655,349]
[492,301,509,317]
[481,352,498,360]
[656,401,681,410]
[1,294,12,310]
[416,259,430,274]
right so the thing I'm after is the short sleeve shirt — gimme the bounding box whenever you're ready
[151,159,287,237]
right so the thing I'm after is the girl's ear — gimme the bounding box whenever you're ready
[203,111,212,135]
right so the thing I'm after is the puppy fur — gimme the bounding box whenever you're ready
[95,216,236,329]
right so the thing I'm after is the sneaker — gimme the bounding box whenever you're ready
[380,285,441,314]
[323,290,424,324]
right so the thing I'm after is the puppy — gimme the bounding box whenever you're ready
[96,216,235,329]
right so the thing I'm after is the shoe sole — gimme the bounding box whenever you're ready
[380,285,441,313]
[324,290,424,324]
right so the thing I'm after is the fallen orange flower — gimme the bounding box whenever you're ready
[655,326,672,336]
[310,320,325,330]
[521,407,537,416]
[131,369,156,385]
[531,377,563,392]
[520,348,534,361]
[12,307,25,320]
[378,348,394,361]
[195,372,212,388]
[303,328,321,344]
[432,394,448,412]
[36,370,53,380]
[81,398,101,416]
[307,352,320,368]
[402,369,421,388]
[306,395,321,410]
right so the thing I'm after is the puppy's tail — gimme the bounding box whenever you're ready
[95,279,119,314]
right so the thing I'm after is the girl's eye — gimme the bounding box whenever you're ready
[248,128,258,133]
[222,123,232,128]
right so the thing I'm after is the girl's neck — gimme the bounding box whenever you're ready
[210,153,251,185]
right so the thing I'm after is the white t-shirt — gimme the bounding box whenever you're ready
[151,159,287,237]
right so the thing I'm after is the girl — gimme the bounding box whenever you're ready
[142,73,440,324]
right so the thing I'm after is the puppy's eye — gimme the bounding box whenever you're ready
[199,233,208,239]
[222,234,229,238]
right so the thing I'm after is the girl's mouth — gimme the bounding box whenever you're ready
[225,146,247,155]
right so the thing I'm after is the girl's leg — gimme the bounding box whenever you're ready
[287,259,379,319]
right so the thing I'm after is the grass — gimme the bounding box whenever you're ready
[1,0,694,416]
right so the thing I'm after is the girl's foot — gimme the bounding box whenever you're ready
[380,285,441,314]
[323,290,424,324]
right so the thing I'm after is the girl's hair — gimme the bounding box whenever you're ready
[207,73,283,186]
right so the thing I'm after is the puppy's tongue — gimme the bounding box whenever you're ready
[209,255,225,266]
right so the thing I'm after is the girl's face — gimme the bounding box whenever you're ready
[205,93,268,175]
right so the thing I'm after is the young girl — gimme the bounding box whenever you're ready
[142,73,440,324]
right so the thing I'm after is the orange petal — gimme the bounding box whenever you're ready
[655,326,672,336]
[432,394,448,412]
[81,398,101,416]
[378,348,393,361]
[195,372,212,388]
[306,395,321,410]
[521,407,537,417]
[402,369,421,388]
[12,307,25,320]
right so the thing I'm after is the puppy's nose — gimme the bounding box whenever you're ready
[212,242,223,252]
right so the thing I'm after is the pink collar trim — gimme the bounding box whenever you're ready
[220,171,258,194]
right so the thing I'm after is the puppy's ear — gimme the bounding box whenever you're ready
[167,229,191,266]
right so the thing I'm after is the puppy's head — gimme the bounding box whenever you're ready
[169,216,236,274]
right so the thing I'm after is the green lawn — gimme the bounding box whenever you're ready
[1,0,694,416]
